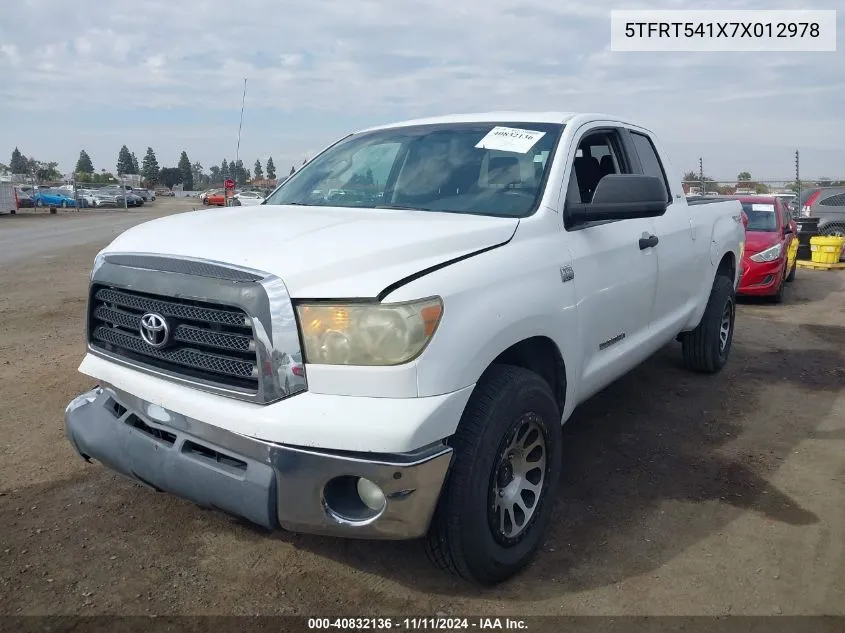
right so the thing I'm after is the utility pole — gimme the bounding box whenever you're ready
[795,150,800,202]
[698,157,704,194]
[231,78,247,207]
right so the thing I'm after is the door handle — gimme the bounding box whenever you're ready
[639,234,659,250]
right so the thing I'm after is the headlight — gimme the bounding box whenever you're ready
[749,243,782,263]
[296,297,443,366]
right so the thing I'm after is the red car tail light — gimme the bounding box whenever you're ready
[292,365,304,377]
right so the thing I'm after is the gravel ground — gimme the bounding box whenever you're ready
[1,204,844,616]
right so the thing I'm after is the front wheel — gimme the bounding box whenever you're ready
[61,201,67,208]
[426,364,562,585]
[681,275,736,373]
[785,260,796,282]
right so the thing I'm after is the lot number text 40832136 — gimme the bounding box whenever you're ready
[307,617,529,630]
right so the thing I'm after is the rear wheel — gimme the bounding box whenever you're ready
[681,275,736,373]
[426,364,562,585]
[61,201,67,208]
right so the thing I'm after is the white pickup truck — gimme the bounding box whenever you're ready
[66,112,745,585]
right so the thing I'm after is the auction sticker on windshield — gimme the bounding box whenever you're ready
[475,126,546,153]
[752,204,775,211]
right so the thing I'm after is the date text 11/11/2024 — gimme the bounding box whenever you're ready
[307,617,529,630]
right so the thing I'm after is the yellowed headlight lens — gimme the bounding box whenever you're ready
[296,297,443,366]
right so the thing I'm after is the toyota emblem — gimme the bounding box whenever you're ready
[139,312,170,348]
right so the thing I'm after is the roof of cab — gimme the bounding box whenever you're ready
[355,111,634,134]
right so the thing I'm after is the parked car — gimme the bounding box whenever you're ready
[14,186,34,208]
[724,195,798,302]
[32,188,77,208]
[202,189,226,206]
[798,186,845,238]
[75,189,97,208]
[93,191,118,207]
[127,193,144,207]
[132,188,151,201]
[234,190,264,206]
[155,188,175,197]
[65,111,744,586]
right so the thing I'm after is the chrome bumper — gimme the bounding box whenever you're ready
[65,386,453,540]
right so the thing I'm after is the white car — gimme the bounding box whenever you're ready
[234,191,265,206]
[77,189,99,207]
[65,111,744,585]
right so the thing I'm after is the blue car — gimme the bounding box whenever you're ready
[32,189,78,208]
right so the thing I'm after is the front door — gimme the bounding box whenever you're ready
[561,126,659,401]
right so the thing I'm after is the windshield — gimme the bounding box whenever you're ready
[740,203,778,232]
[264,121,564,217]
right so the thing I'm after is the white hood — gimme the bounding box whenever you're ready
[102,205,519,298]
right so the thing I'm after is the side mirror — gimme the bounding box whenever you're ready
[567,174,668,223]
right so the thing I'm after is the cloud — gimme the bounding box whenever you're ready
[0,0,842,178]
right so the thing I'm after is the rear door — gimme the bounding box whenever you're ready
[560,124,659,401]
[624,128,697,339]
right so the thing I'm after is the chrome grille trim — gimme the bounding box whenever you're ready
[102,253,265,282]
[87,253,307,404]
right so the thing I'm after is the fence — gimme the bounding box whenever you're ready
[681,178,845,198]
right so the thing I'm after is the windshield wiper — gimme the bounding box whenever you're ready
[374,204,433,211]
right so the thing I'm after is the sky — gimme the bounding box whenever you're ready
[0,0,842,183]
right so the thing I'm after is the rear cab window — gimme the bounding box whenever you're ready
[629,131,672,203]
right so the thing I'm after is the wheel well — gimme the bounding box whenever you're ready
[487,337,566,415]
[717,252,735,281]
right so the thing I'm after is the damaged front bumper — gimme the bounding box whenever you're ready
[65,385,453,539]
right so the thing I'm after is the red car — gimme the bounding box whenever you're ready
[729,196,799,302]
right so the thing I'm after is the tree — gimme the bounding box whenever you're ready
[158,167,182,190]
[209,165,221,184]
[130,152,140,174]
[10,147,27,174]
[220,159,229,180]
[117,145,134,175]
[141,147,159,185]
[737,171,752,181]
[191,161,204,185]
[75,150,94,174]
[25,158,61,183]
[177,151,193,191]
[0,162,8,175]
[265,156,276,179]
[253,159,263,180]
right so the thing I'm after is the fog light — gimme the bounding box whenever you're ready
[356,477,386,512]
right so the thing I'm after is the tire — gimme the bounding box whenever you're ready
[681,274,736,373]
[785,260,796,282]
[36,199,43,208]
[61,201,67,208]
[425,364,562,585]
[770,270,785,304]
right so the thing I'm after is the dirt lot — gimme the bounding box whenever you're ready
[1,204,844,616]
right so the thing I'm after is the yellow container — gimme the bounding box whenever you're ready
[810,236,845,265]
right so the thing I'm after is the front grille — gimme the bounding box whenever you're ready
[88,285,259,392]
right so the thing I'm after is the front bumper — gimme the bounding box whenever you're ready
[738,256,785,296]
[65,385,453,539]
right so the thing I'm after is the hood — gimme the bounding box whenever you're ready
[744,230,780,254]
[102,205,519,298]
